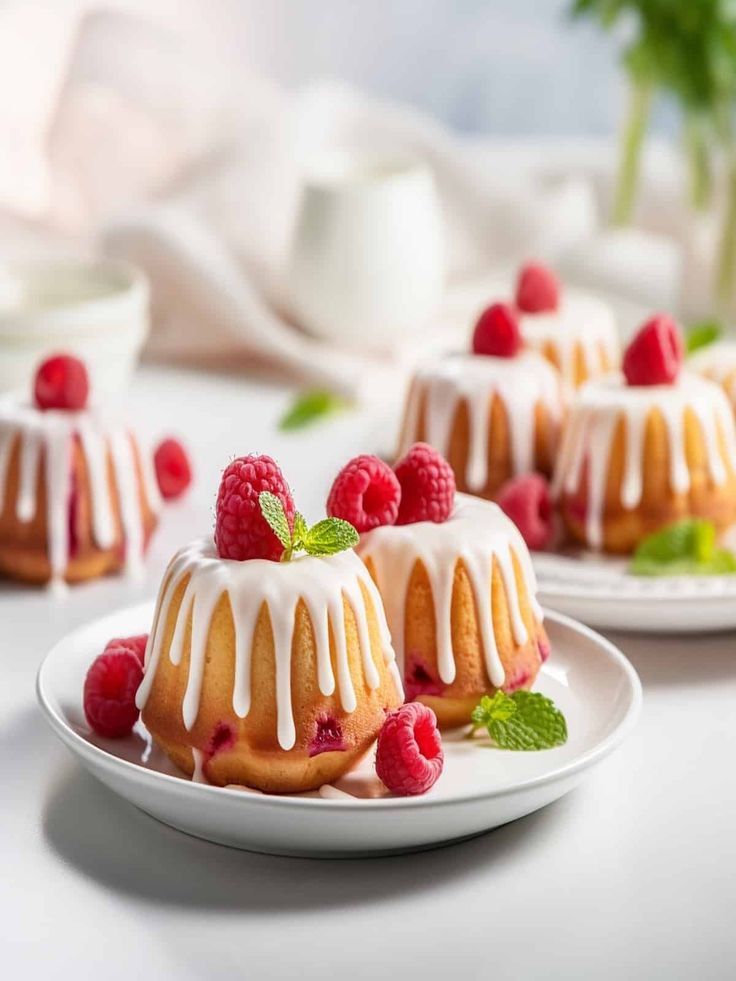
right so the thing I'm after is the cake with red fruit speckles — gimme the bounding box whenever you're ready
[0,354,162,586]
[328,444,551,729]
[397,298,564,500]
[553,314,736,553]
[137,454,404,794]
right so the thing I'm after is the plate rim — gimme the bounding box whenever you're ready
[36,603,642,813]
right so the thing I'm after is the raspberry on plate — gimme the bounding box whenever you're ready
[515,262,560,314]
[472,302,522,358]
[154,437,192,500]
[34,354,89,411]
[104,633,148,666]
[394,443,455,525]
[623,314,683,386]
[83,647,143,738]
[327,454,401,532]
[215,454,295,561]
[375,703,444,796]
[497,472,554,551]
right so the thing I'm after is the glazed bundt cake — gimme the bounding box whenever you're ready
[397,303,564,499]
[553,315,736,553]
[689,340,736,415]
[138,455,403,794]
[0,355,160,585]
[513,262,619,388]
[356,493,550,728]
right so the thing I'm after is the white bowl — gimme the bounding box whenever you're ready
[37,603,641,857]
[0,257,149,396]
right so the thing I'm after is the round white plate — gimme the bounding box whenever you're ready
[534,551,736,634]
[37,602,641,857]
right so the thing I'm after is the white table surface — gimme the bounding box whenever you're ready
[4,365,735,981]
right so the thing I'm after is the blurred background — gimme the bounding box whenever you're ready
[1,0,734,404]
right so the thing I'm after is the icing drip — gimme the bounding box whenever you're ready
[552,372,736,547]
[0,393,160,582]
[400,352,562,492]
[136,541,402,751]
[689,341,736,405]
[520,290,619,385]
[356,494,543,689]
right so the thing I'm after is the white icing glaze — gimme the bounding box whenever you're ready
[0,392,161,582]
[137,540,403,751]
[399,352,563,492]
[356,494,542,689]
[689,341,736,405]
[552,372,736,547]
[520,290,619,385]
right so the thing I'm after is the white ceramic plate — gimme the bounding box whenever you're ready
[534,551,736,634]
[37,602,641,857]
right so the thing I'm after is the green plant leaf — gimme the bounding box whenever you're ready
[630,518,736,576]
[470,690,567,751]
[303,517,359,556]
[292,511,309,552]
[686,319,723,354]
[258,491,292,550]
[279,390,348,432]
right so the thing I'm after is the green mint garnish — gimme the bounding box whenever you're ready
[469,690,567,751]
[686,319,722,355]
[630,519,736,576]
[258,492,359,560]
[279,389,349,432]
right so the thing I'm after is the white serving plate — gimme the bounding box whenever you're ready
[37,602,641,858]
[534,551,736,634]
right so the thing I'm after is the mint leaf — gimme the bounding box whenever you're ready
[686,319,722,355]
[258,491,292,550]
[292,511,309,551]
[303,517,359,556]
[470,690,567,751]
[630,519,736,576]
[279,390,348,432]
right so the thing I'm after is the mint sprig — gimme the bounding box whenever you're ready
[686,319,722,355]
[469,690,567,751]
[279,389,349,431]
[259,491,359,560]
[630,519,736,576]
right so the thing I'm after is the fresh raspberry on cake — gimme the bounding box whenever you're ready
[104,633,148,666]
[215,454,295,561]
[375,702,444,796]
[515,262,560,314]
[83,647,143,738]
[394,443,455,525]
[472,302,522,357]
[623,314,683,386]
[34,353,89,411]
[497,472,554,551]
[154,437,192,500]
[327,454,401,532]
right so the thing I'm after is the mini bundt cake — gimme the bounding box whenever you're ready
[553,315,736,553]
[356,493,550,728]
[689,340,736,414]
[514,262,619,388]
[138,455,403,794]
[0,355,160,585]
[397,303,564,499]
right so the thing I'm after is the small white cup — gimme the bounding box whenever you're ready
[288,152,444,350]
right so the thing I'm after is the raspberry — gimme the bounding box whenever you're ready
[83,648,143,738]
[154,438,192,500]
[327,454,400,532]
[623,314,683,386]
[472,302,522,357]
[394,443,455,525]
[215,454,295,561]
[104,633,148,666]
[375,703,444,796]
[497,472,554,551]
[515,262,560,314]
[34,354,89,411]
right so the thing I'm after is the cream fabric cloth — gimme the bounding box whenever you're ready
[0,7,695,396]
